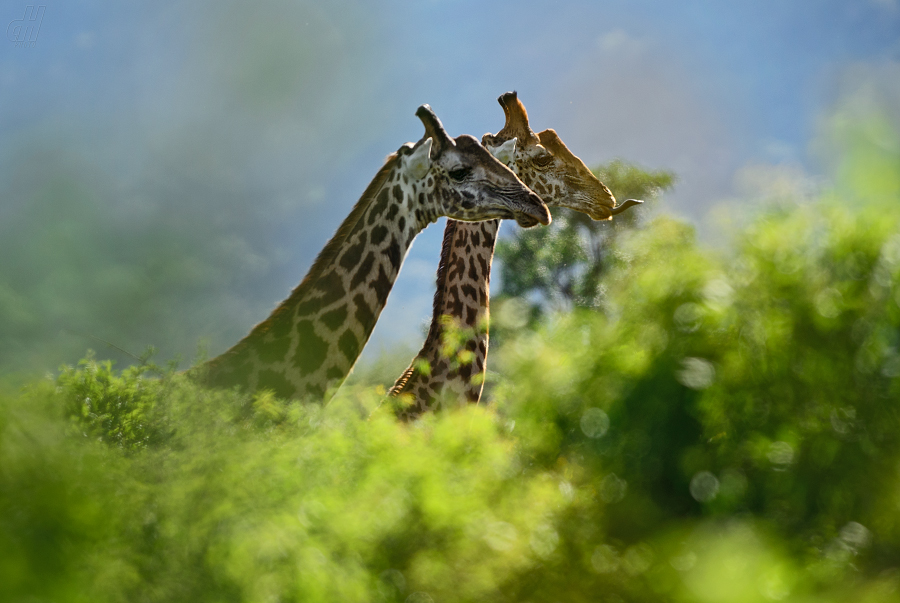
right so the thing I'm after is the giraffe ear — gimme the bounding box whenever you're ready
[489,137,517,166]
[405,137,433,180]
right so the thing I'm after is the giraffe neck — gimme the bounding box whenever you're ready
[390,218,498,419]
[197,156,439,401]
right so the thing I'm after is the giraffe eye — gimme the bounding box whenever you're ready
[448,167,470,181]
[533,154,554,168]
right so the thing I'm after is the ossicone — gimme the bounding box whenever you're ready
[497,91,539,144]
[416,104,453,158]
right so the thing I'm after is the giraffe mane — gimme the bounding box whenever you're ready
[423,217,460,349]
[220,152,403,349]
[390,365,415,396]
[388,217,460,397]
[287,152,401,300]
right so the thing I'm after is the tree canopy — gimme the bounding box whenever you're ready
[495,160,675,315]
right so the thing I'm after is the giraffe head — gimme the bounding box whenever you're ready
[482,91,619,221]
[402,105,551,228]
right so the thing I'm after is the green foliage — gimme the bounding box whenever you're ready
[487,128,900,599]
[56,353,172,452]
[1,370,569,602]
[495,159,675,316]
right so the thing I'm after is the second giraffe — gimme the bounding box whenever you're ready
[389,92,641,420]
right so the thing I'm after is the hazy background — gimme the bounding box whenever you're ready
[2,0,899,376]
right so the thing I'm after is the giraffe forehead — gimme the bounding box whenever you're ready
[517,141,594,185]
[434,157,509,192]
[446,136,515,173]
[537,129,597,174]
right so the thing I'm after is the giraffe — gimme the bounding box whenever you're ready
[388,92,642,420]
[191,104,550,402]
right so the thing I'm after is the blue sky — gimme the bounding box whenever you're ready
[2,0,899,371]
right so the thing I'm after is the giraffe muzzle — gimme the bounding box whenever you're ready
[513,190,551,227]
[514,202,552,227]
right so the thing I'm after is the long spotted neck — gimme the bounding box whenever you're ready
[196,155,440,402]
[389,218,498,418]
